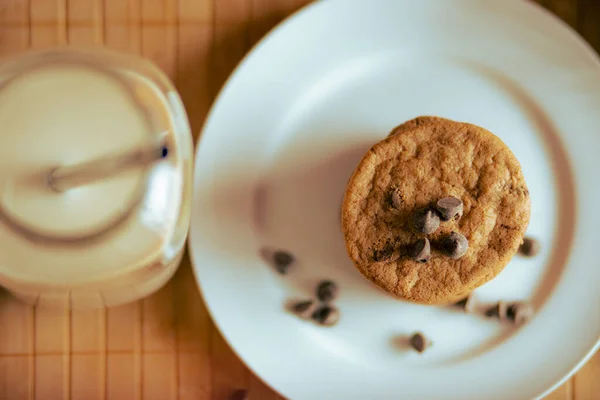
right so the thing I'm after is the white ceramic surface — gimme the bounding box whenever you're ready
[189,1,600,398]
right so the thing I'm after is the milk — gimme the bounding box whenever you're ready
[0,50,192,308]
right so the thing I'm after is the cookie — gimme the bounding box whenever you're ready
[388,116,444,137]
[341,117,530,304]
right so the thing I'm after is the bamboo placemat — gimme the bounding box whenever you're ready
[0,0,598,399]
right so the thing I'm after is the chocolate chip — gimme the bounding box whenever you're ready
[413,209,440,234]
[409,238,431,263]
[485,301,507,319]
[486,301,533,324]
[442,232,468,259]
[273,250,294,274]
[291,300,318,318]
[311,306,340,326]
[506,304,516,320]
[230,389,248,400]
[454,297,468,309]
[519,237,540,257]
[506,302,534,324]
[409,332,430,353]
[436,197,463,221]
[390,187,403,209]
[453,294,476,313]
[373,245,398,263]
[485,304,499,318]
[316,280,338,302]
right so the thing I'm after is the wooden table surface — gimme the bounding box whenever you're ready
[0,0,598,399]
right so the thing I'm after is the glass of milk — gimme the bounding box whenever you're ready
[0,48,193,308]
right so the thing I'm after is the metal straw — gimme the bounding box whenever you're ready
[47,140,168,193]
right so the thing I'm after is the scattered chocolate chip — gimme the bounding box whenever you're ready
[409,332,430,353]
[230,389,248,400]
[316,280,338,302]
[485,301,507,319]
[390,188,403,209]
[485,304,499,318]
[436,196,463,221]
[442,232,469,259]
[413,209,440,234]
[311,306,340,326]
[506,302,534,324]
[373,245,398,263]
[273,250,294,274]
[454,297,468,309]
[453,294,477,313]
[486,301,533,324]
[519,237,540,257]
[291,300,318,318]
[506,304,516,320]
[409,238,431,263]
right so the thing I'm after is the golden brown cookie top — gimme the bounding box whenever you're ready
[341,117,530,304]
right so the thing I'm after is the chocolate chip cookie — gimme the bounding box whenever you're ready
[341,117,530,304]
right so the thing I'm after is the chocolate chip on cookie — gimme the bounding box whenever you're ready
[518,237,540,257]
[413,208,440,234]
[506,302,534,324]
[436,196,463,221]
[442,232,468,259]
[291,300,318,319]
[410,332,430,353]
[272,250,295,274]
[409,238,431,263]
[316,280,338,302]
[311,305,340,326]
[373,244,398,263]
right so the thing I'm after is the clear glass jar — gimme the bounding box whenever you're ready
[0,48,192,308]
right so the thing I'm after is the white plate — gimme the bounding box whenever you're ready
[189,1,600,398]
